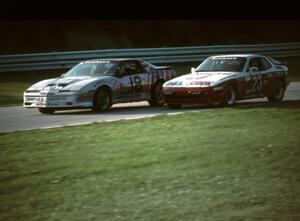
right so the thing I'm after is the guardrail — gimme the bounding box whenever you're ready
[0,42,300,72]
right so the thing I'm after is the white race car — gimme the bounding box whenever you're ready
[24,58,176,114]
[163,54,288,107]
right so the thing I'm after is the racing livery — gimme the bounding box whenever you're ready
[24,58,176,113]
[163,54,288,108]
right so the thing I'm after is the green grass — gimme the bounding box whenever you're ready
[1,101,300,220]
[0,56,299,106]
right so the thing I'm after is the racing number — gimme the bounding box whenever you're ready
[251,75,263,93]
[129,76,142,92]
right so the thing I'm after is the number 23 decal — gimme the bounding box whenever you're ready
[251,75,263,92]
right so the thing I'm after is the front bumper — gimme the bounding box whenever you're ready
[163,87,225,105]
[23,92,93,108]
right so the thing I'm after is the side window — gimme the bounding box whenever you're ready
[258,57,272,71]
[134,61,143,73]
[119,61,137,76]
[139,61,148,73]
[247,58,260,72]
[248,57,271,72]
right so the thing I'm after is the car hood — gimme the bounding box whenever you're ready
[163,72,243,88]
[26,76,111,93]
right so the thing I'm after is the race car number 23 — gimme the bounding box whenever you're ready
[251,75,263,92]
[129,76,142,93]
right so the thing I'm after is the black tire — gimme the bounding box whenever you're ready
[92,88,112,112]
[223,84,237,106]
[167,104,182,109]
[38,108,55,114]
[267,80,285,102]
[148,81,165,106]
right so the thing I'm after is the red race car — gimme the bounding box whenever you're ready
[163,54,288,108]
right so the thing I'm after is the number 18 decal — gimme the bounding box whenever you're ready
[129,76,142,92]
[252,75,263,92]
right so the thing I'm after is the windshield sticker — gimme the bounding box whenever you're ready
[83,61,111,64]
[212,57,238,60]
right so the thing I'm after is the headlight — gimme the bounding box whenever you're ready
[190,91,202,95]
[26,90,41,93]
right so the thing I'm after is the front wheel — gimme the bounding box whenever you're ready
[148,81,165,106]
[92,89,112,112]
[38,108,55,114]
[267,80,285,102]
[223,84,237,106]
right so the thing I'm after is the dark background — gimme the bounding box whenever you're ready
[0,20,299,55]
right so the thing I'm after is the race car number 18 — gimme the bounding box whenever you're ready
[129,76,142,92]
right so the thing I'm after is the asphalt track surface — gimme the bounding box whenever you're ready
[0,82,299,133]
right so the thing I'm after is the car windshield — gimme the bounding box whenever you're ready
[64,61,119,77]
[196,57,247,72]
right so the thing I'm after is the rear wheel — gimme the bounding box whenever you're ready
[267,80,285,102]
[223,84,237,106]
[38,108,55,114]
[92,88,112,112]
[148,81,165,106]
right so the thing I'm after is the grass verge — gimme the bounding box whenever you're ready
[0,101,300,220]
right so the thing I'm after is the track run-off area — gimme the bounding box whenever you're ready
[0,82,299,133]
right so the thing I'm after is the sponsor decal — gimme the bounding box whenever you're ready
[189,81,211,86]
[186,75,208,80]
[166,81,183,86]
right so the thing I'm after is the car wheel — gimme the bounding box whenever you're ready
[267,80,285,102]
[223,84,237,106]
[167,104,182,109]
[92,88,112,112]
[38,108,55,114]
[148,81,165,106]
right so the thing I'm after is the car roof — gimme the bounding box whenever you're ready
[84,58,143,62]
[210,54,266,58]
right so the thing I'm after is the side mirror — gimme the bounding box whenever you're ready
[249,66,258,73]
[191,67,196,73]
[60,73,66,77]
